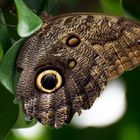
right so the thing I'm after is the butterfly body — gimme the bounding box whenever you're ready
[16,13,140,128]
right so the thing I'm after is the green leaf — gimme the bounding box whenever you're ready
[100,0,125,16]
[14,0,43,37]
[0,38,25,93]
[0,84,19,140]
[0,44,3,60]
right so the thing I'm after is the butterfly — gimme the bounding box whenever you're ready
[16,13,140,128]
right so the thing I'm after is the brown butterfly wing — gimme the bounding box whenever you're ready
[16,13,140,128]
[104,17,140,79]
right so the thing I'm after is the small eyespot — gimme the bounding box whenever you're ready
[36,70,62,93]
[66,34,81,47]
[68,59,77,69]
[137,39,140,45]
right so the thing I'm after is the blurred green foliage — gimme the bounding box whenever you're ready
[0,0,140,140]
[100,0,124,15]
[0,38,25,93]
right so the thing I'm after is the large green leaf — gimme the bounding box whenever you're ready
[0,38,25,93]
[0,84,19,140]
[14,0,43,37]
[100,0,125,16]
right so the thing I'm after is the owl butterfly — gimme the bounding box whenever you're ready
[16,13,140,128]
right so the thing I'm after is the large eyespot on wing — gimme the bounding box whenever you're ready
[35,69,63,93]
